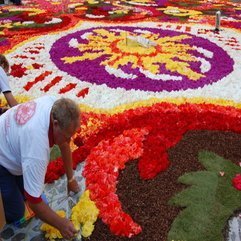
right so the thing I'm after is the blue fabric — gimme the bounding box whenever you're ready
[0,165,25,222]
[8,0,21,4]
[10,0,21,4]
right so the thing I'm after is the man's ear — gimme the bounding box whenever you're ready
[53,119,58,126]
[51,113,58,126]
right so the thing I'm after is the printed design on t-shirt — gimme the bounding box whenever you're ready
[15,101,36,125]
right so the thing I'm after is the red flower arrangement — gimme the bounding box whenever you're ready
[0,15,79,53]
[32,63,43,69]
[41,76,62,92]
[76,87,89,98]
[232,174,241,190]
[10,63,27,78]
[24,71,52,91]
[45,102,241,237]
[46,102,241,184]
[59,83,77,94]
[31,13,53,24]
[83,128,148,237]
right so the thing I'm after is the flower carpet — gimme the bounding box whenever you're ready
[1,0,241,240]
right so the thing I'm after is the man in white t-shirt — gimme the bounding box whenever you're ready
[0,95,80,240]
[0,54,18,114]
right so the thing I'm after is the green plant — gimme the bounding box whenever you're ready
[168,151,241,241]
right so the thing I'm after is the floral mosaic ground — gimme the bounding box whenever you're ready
[1,0,241,240]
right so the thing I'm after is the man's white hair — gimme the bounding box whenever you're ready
[51,98,80,130]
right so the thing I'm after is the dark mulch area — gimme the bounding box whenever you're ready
[88,130,241,241]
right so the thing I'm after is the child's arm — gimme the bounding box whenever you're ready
[3,91,18,107]
[0,66,18,107]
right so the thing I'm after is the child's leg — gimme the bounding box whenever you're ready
[0,165,25,222]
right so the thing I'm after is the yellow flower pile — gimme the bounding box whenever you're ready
[87,0,99,4]
[71,190,99,237]
[40,190,99,240]
[40,210,65,241]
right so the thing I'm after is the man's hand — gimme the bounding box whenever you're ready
[58,217,78,240]
[67,178,80,193]
[28,200,77,240]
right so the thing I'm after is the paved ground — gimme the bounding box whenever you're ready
[0,163,85,241]
[228,216,241,241]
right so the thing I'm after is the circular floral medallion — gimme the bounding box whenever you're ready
[50,27,234,92]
